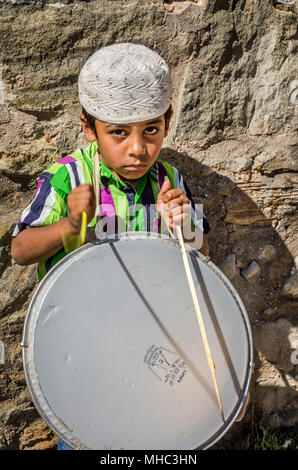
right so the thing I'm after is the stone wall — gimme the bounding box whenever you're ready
[0,0,297,450]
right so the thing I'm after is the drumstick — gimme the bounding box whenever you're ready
[80,210,88,246]
[163,177,224,421]
[175,223,225,424]
[61,210,87,253]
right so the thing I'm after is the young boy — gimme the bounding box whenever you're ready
[11,43,210,449]
[12,43,209,278]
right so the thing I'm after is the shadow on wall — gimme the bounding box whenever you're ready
[159,146,297,448]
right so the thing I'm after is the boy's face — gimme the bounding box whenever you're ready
[81,114,169,182]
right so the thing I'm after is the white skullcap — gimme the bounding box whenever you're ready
[78,43,172,123]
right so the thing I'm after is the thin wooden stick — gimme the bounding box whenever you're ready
[175,224,225,423]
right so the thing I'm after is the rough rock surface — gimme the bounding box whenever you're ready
[0,0,297,450]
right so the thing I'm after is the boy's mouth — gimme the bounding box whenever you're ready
[123,164,147,170]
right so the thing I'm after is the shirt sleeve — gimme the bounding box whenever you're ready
[12,171,67,238]
[175,172,210,235]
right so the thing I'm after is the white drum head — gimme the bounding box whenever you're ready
[22,233,253,450]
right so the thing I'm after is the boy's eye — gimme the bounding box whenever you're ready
[110,129,126,137]
[145,126,158,135]
[109,126,159,137]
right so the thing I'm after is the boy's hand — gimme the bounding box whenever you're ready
[157,179,191,231]
[66,183,96,234]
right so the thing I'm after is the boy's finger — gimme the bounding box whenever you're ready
[72,183,94,196]
[158,179,172,197]
[172,212,190,224]
[79,183,95,196]
[164,189,189,204]
[157,180,171,208]
[169,203,191,217]
[166,194,190,208]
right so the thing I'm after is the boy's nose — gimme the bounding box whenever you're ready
[128,133,146,157]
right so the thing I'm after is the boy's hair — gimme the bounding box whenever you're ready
[82,104,173,138]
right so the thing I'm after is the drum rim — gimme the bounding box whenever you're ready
[22,232,254,450]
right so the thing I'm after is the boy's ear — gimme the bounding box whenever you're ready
[80,113,97,142]
[164,123,170,138]
[164,107,173,138]
[164,118,172,138]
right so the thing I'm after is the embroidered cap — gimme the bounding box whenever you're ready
[78,43,172,124]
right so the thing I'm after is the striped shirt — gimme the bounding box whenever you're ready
[13,141,209,280]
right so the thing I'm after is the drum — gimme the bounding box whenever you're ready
[22,232,253,450]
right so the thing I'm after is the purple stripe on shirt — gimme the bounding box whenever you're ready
[57,156,76,164]
[69,161,80,187]
[20,175,53,229]
[153,217,161,234]
[141,177,156,232]
[17,172,52,227]
[34,178,44,197]
[100,183,118,234]
[157,160,167,189]
[155,161,167,234]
